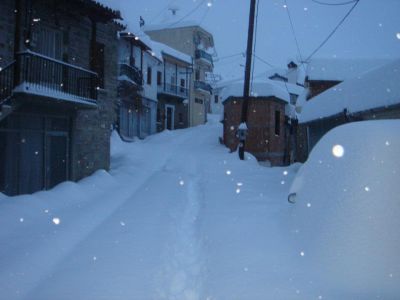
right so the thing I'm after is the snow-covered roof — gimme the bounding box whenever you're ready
[143,20,202,32]
[148,40,192,65]
[307,58,392,81]
[299,58,400,123]
[220,80,290,103]
[273,81,304,96]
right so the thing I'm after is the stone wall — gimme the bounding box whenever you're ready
[0,0,16,68]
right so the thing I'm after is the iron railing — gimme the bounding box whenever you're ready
[194,80,213,94]
[119,63,143,87]
[195,49,213,65]
[16,51,98,103]
[0,61,15,104]
[158,83,189,98]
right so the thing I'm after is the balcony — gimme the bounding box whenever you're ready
[158,83,189,99]
[195,50,213,65]
[194,80,213,94]
[119,63,143,88]
[2,51,98,107]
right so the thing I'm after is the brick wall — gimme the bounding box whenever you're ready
[223,96,287,166]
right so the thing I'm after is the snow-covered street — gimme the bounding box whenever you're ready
[1,117,399,300]
[0,116,302,299]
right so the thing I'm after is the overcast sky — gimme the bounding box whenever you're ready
[100,0,400,81]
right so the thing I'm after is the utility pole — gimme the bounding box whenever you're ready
[238,0,257,160]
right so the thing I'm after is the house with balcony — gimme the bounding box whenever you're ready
[0,0,121,196]
[149,40,192,131]
[117,32,159,140]
[143,8,215,127]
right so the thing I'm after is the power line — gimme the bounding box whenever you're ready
[214,52,245,62]
[252,54,275,68]
[148,0,176,24]
[165,0,207,29]
[304,0,360,62]
[311,0,358,6]
[284,0,307,73]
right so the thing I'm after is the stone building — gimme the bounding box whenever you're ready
[221,81,293,166]
[0,0,121,195]
[117,32,159,140]
[143,11,215,127]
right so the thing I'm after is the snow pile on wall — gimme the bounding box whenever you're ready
[300,58,400,123]
[220,80,290,103]
[288,120,400,297]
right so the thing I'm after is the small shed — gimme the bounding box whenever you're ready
[221,81,292,166]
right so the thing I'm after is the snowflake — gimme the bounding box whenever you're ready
[332,145,344,158]
[52,218,61,225]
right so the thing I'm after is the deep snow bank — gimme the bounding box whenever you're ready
[288,120,400,298]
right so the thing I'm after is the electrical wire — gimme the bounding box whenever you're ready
[283,0,307,73]
[165,0,207,29]
[311,0,358,6]
[214,52,245,62]
[304,0,360,62]
[252,54,275,68]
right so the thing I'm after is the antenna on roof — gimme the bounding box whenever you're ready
[168,4,180,16]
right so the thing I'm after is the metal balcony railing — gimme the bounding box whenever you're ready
[194,80,212,94]
[158,83,189,98]
[0,61,15,104]
[195,49,213,65]
[15,50,98,103]
[119,63,143,87]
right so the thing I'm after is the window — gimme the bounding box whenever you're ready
[32,26,63,60]
[214,95,219,103]
[157,71,162,86]
[147,67,152,85]
[180,79,186,92]
[195,70,200,81]
[275,110,281,136]
[289,93,298,105]
[195,98,204,104]
[92,42,105,88]
[178,113,183,123]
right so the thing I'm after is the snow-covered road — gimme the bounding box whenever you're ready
[0,116,307,300]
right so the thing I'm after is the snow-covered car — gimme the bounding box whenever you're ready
[287,120,400,297]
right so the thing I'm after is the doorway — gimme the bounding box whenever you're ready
[165,105,175,130]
